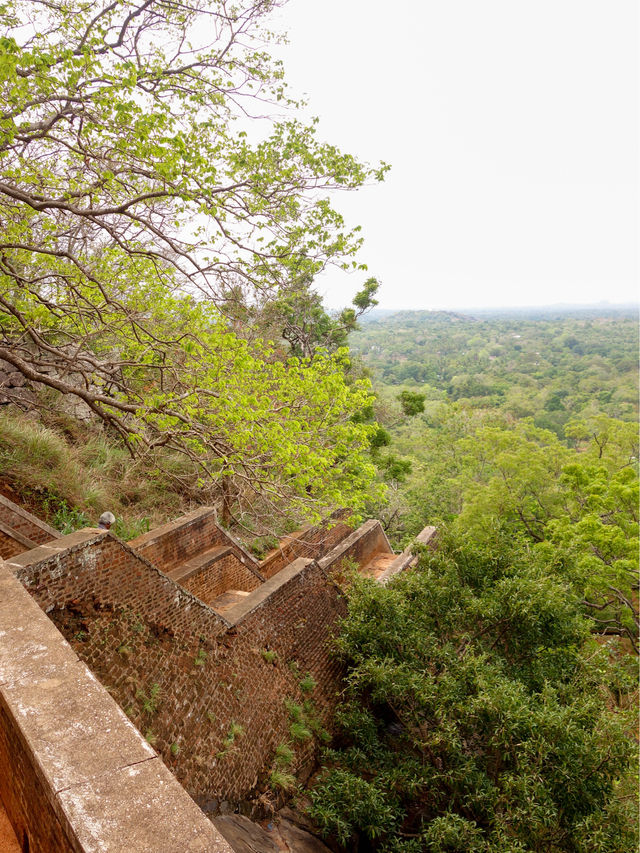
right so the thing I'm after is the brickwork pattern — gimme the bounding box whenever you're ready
[0,494,60,546]
[180,551,262,606]
[9,534,348,808]
[259,517,353,579]
[129,507,260,579]
[0,528,24,560]
[0,698,73,852]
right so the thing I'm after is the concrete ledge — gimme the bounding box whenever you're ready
[318,519,392,572]
[223,558,314,626]
[5,529,107,572]
[376,525,438,585]
[0,563,232,852]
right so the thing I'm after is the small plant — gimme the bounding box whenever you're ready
[217,720,245,757]
[170,742,180,757]
[74,630,88,642]
[194,647,208,667]
[136,683,161,715]
[274,742,295,767]
[132,616,145,634]
[206,711,216,724]
[117,643,132,656]
[284,699,304,724]
[287,659,301,677]
[269,768,297,792]
[299,673,316,695]
[289,721,312,742]
[145,729,156,745]
[261,648,278,665]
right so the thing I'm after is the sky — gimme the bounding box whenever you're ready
[270,0,638,311]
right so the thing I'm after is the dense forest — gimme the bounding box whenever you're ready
[0,1,637,850]
[308,308,639,851]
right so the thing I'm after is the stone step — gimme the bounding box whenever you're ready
[209,589,250,615]
[167,545,234,583]
[359,552,397,580]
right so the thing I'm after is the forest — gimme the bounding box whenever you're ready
[307,308,639,851]
[0,1,637,850]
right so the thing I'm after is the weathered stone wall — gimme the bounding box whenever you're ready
[178,549,262,606]
[0,493,60,558]
[8,533,348,808]
[259,514,353,579]
[129,506,262,580]
[0,563,232,852]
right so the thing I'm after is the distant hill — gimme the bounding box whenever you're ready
[361,303,639,323]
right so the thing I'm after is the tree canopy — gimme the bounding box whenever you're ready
[310,534,637,852]
[0,0,387,525]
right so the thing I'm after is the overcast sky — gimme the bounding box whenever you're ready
[271,0,638,311]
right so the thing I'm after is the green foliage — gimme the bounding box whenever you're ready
[261,649,278,665]
[289,721,312,742]
[299,673,316,695]
[397,390,425,417]
[136,683,161,716]
[218,720,245,757]
[274,743,295,767]
[309,535,637,851]
[269,768,297,792]
[194,647,208,667]
[0,0,388,530]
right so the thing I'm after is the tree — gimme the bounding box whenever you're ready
[0,0,387,523]
[309,534,637,851]
[397,390,425,417]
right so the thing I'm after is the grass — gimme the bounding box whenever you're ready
[274,742,295,767]
[289,721,312,742]
[136,683,161,716]
[194,647,208,667]
[261,648,278,665]
[217,720,245,757]
[299,673,316,695]
[269,768,297,792]
[0,409,197,535]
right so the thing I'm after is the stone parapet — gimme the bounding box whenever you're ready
[0,563,232,852]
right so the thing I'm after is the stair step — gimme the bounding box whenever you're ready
[210,589,250,614]
[168,545,233,583]
[360,552,397,580]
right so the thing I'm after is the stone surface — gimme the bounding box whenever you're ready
[213,815,281,853]
[277,819,332,853]
[59,758,233,853]
[213,815,332,853]
[0,564,233,853]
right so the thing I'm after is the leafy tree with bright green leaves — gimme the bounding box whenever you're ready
[0,0,388,524]
[397,390,425,417]
[309,533,637,851]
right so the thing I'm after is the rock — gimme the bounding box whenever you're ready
[278,819,332,853]
[213,815,281,853]
[212,814,332,853]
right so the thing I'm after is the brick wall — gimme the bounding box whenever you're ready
[8,533,348,808]
[0,494,60,559]
[0,563,233,852]
[318,518,392,575]
[179,551,262,606]
[129,507,263,584]
[259,514,353,579]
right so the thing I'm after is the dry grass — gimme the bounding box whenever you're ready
[0,410,198,537]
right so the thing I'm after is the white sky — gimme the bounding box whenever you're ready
[271,0,638,311]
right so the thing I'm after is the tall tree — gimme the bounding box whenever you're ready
[0,0,387,522]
